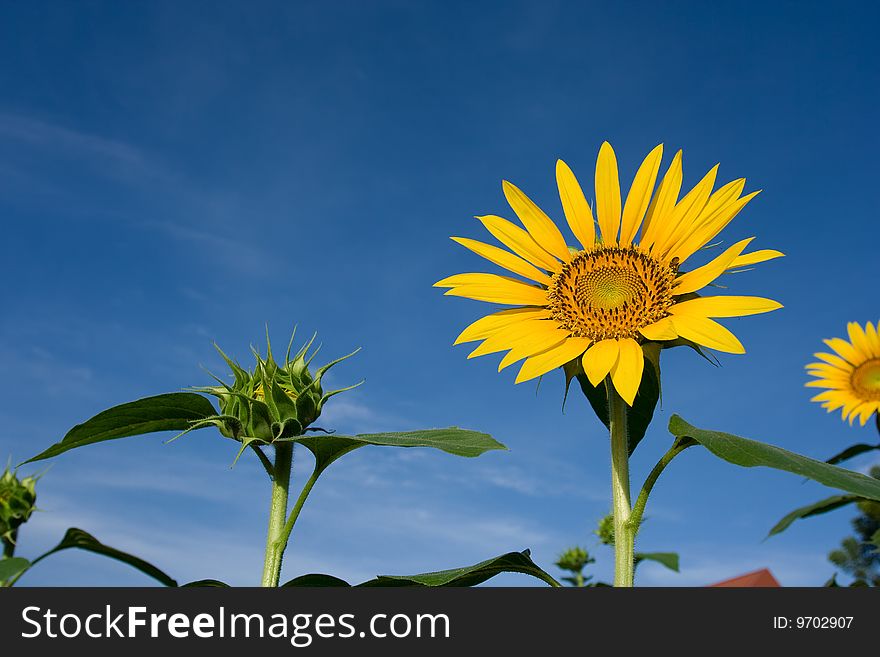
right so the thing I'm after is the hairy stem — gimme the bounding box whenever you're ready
[261,442,293,587]
[606,379,634,587]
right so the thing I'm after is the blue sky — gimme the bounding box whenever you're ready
[1,0,878,586]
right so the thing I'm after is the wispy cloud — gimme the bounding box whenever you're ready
[0,112,171,184]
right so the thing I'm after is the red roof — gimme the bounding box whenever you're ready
[708,568,781,587]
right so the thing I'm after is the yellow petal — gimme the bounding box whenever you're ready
[670,191,760,263]
[699,178,746,220]
[450,237,553,286]
[668,314,745,354]
[805,363,851,378]
[810,390,845,402]
[857,403,879,426]
[468,319,567,359]
[595,142,622,245]
[514,337,591,384]
[847,322,875,360]
[810,352,852,371]
[823,337,862,366]
[662,173,741,262]
[610,338,644,405]
[498,329,571,371]
[582,339,621,386]
[620,144,663,247]
[440,274,548,306]
[453,308,551,345]
[640,150,682,248]
[728,249,784,269]
[805,375,849,387]
[672,237,754,295]
[639,317,678,341]
[556,159,596,250]
[477,215,562,272]
[652,164,719,257]
[502,181,571,262]
[445,286,546,306]
[864,321,880,356]
[669,295,783,318]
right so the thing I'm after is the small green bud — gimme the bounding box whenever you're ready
[595,514,615,545]
[555,546,593,573]
[0,466,38,546]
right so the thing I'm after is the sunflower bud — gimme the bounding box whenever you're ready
[0,466,38,549]
[595,513,615,545]
[555,546,593,573]
[194,330,361,445]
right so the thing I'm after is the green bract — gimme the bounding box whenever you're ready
[191,331,361,445]
[0,466,38,547]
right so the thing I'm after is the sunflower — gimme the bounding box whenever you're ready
[435,142,783,405]
[806,321,880,426]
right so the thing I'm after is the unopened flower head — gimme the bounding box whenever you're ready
[0,466,38,544]
[192,330,361,444]
[436,142,783,405]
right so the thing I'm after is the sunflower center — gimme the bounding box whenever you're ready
[851,359,880,401]
[548,246,677,341]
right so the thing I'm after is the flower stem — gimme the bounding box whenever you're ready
[606,379,634,587]
[630,438,695,532]
[261,442,293,587]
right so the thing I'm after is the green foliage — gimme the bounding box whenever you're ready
[827,467,880,586]
[634,552,679,572]
[767,495,861,538]
[282,574,350,587]
[0,557,29,583]
[23,393,218,464]
[555,546,595,587]
[283,428,506,476]
[277,551,562,587]
[824,443,880,466]
[595,514,615,545]
[14,528,178,587]
[19,329,516,587]
[359,550,560,587]
[1,465,38,548]
[556,515,679,586]
[668,415,880,501]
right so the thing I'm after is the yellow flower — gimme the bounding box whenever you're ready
[806,321,880,426]
[435,142,783,405]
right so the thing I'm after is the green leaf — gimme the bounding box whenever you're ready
[181,579,230,587]
[824,443,880,466]
[634,551,679,573]
[767,495,861,538]
[282,574,351,587]
[282,428,507,474]
[823,573,839,587]
[575,352,660,455]
[0,557,30,583]
[28,528,177,586]
[24,393,219,464]
[358,550,560,587]
[669,415,880,502]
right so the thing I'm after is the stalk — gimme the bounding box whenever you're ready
[261,442,293,587]
[606,379,634,587]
